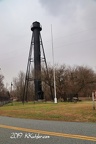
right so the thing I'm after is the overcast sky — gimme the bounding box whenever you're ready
[0,0,96,88]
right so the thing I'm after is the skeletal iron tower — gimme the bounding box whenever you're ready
[23,21,53,102]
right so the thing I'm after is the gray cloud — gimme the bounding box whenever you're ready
[39,0,96,36]
[39,0,96,69]
[39,0,66,16]
[39,0,96,25]
[39,0,81,16]
[39,0,96,13]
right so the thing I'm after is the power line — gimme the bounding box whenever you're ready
[52,27,96,41]
[43,27,96,44]
[53,37,96,48]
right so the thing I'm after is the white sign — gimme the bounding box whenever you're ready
[92,91,96,110]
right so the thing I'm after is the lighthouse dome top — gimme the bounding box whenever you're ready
[31,21,42,31]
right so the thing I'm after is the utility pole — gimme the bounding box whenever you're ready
[11,82,13,105]
[51,24,57,104]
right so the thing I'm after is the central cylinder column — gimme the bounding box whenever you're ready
[31,21,43,100]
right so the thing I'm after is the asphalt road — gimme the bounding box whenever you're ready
[0,116,96,144]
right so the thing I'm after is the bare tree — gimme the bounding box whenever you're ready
[13,71,25,101]
[12,65,96,101]
[0,74,4,93]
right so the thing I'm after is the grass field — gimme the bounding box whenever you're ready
[0,101,96,122]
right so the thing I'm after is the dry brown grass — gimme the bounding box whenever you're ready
[0,101,96,122]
